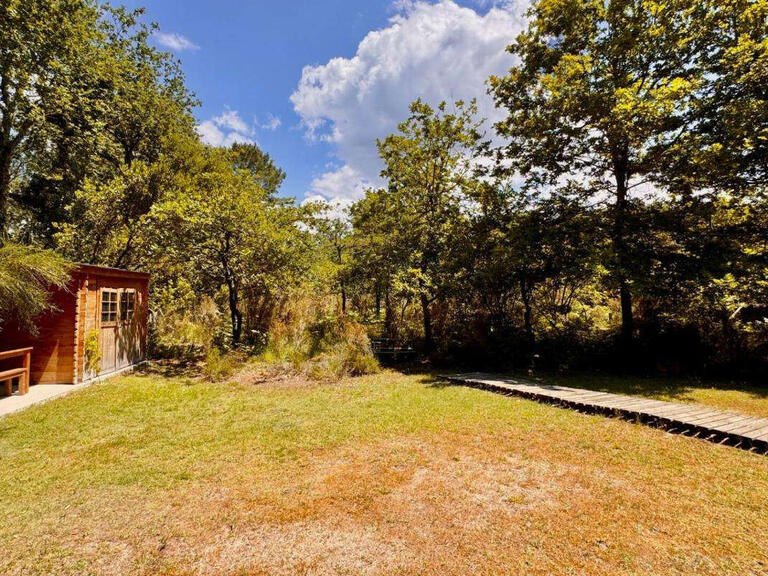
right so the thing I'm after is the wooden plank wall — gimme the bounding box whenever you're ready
[0,267,149,386]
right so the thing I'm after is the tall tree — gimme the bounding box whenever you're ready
[1,0,99,237]
[375,99,482,352]
[471,182,598,362]
[490,0,708,344]
[348,189,407,338]
[149,144,309,346]
[0,0,195,243]
[680,0,768,194]
[310,205,352,314]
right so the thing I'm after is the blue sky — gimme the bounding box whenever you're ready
[123,0,527,204]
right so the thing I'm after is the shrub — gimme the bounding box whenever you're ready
[150,290,223,358]
[202,348,241,381]
[334,321,380,376]
[84,329,101,375]
[260,320,309,368]
[259,313,379,380]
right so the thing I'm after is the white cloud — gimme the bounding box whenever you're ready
[196,121,225,146]
[291,0,528,204]
[308,165,373,202]
[153,32,200,52]
[390,0,417,13]
[196,109,255,147]
[258,114,282,131]
[301,194,354,222]
[215,110,249,133]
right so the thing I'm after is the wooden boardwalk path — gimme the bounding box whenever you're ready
[443,373,768,453]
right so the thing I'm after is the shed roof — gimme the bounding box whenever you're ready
[73,263,151,281]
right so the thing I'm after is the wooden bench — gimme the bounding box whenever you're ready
[0,347,32,396]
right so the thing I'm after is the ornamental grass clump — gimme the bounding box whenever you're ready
[260,313,379,381]
[0,243,71,334]
[302,317,379,381]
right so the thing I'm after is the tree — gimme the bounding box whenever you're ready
[490,0,709,344]
[671,0,768,194]
[0,0,195,243]
[471,182,598,363]
[229,143,286,196]
[374,99,483,352]
[309,205,352,313]
[55,132,196,268]
[1,0,99,237]
[348,189,407,338]
[149,144,309,346]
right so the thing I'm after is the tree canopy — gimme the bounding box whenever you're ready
[2,0,767,377]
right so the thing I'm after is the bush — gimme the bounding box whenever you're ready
[201,348,241,381]
[84,329,101,375]
[302,319,379,380]
[150,290,224,358]
[335,322,380,376]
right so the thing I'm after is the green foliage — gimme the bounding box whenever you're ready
[302,319,380,380]
[331,321,380,377]
[348,99,483,352]
[259,308,379,381]
[1,0,195,243]
[3,0,768,380]
[83,329,101,375]
[305,204,352,313]
[150,286,223,357]
[489,0,712,341]
[146,143,313,347]
[0,244,71,334]
[339,0,768,375]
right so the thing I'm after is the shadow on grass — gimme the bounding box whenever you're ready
[384,366,459,390]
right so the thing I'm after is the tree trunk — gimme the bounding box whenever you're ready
[613,147,634,344]
[228,282,242,346]
[384,287,393,339]
[420,292,434,353]
[520,277,536,360]
[222,235,242,346]
[0,147,11,238]
[619,280,633,342]
[336,244,346,314]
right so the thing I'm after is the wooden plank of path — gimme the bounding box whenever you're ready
[443,373,768,454]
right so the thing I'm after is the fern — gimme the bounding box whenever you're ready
[0,243,72,334]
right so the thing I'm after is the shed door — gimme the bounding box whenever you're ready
[99,288,119,374]
[117,289,138,369]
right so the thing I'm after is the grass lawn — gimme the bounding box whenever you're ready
[1,368,768,575]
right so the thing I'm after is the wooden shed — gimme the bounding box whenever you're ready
[0,264,149,386]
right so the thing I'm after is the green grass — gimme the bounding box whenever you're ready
[1,370,768,575]
[0,371,537,518]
